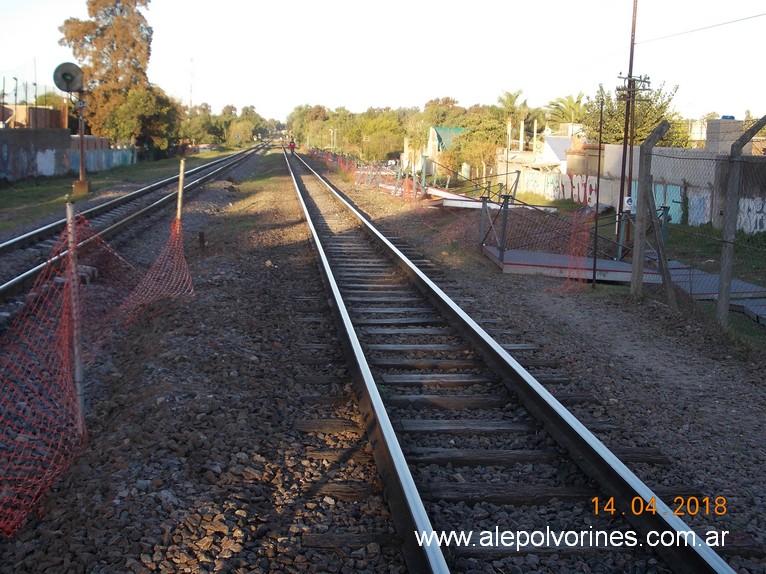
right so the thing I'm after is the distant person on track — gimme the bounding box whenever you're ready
[289,140,296,155]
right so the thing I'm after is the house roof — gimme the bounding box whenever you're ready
[543,136,571,161]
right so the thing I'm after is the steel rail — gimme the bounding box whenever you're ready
[293,152,734,574]
[0,145,263,300]
[283,150,451,573]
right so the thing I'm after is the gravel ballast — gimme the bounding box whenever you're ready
[0,150,763,573]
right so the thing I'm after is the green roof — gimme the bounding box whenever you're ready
[433,126,466,151]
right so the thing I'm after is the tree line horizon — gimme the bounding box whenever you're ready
[48,0,750,165]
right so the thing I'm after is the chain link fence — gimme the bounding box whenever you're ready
[473,117,765,332]
[632,117,766,329]
[1,80,63,128]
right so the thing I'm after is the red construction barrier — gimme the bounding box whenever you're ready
[116,218,194,324]
[0,212,194,537]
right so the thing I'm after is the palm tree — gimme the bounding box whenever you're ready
[545,93,586,129]
[497,90,529,122]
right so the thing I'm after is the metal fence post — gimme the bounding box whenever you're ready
[498,194,511,263]
[176,157,185,221]
[66,201,85,437]
[717,114,766,328]
[632,120,669,298]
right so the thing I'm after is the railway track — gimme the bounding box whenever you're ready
[0,144,266,302]
[0,147,748,571]
[0,147,410,572]
[285,148,735,574]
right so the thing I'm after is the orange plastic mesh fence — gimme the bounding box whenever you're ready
[308,150,358,182]
[336,155,357,180]
[556,210,596,292]
[0,213,193,537]
[116,218,194,324]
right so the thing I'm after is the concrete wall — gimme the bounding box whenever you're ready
[0,128,135,182]
[550,143,766,233]
[0,129,71,180]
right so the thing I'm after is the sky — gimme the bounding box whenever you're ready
[1,0,764,123]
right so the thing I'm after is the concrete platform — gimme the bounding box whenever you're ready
[482,245,766,325]
[427,188,766,325]
[731,299,766,326]
[482,245,660,284]
[665,261,766,300]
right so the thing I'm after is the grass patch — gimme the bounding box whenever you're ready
[695,300,766,353]
[224,151,289,217]
[244,151,286,182]
[0,148,239,232]
[665,223,766,284]
[583,282,631,296]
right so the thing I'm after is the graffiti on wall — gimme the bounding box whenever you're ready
[559,174,600,206]
[0,142,8,179]
[739,195,766,234]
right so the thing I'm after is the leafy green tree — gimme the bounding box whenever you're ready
[220,105,237,117]
[362,132,402,162]
[287,104,328,144]
[34,91,66,109]
[583,83,689,147]
[437,147,461,179]
[108,85,182,154]
[59,0,152,138]
[227,119,256,147]
[497,89,548,148]
[239,105,268,139]
[212,105,238,143]
[355,109,404,161]
[264,118,283,134]
[462,104,504,145]
[181,103,218,145]
[422,97,465,128]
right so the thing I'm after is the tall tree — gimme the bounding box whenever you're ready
[59,0,152,138]
[180,103,220,145]
[497,90,529,123]
[498,89,540,147]
[545,93,586,126]
[287,104,328,143]
[108,85,181,153]
[583,83,689,147]
[422,97,465,128]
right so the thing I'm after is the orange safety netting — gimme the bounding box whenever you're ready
[116,218,194,324]
[0,213,193,537]
[554,210,596,293]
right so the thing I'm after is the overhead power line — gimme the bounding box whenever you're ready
[636,12,766,44]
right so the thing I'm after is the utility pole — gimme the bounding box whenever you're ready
[616,0,638,252]
[615,0,650,259]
